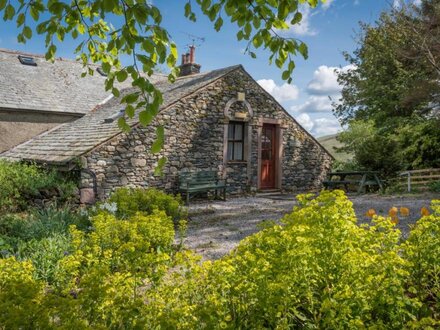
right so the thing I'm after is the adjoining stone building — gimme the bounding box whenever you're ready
[0,48,133,153]
[1,47,333,202]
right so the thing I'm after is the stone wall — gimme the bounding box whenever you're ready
[80,67,332,201]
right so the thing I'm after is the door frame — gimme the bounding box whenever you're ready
[257,118,285,190]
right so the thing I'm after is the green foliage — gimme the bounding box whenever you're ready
[331,158,359,172]
[0,206,88,283]
[403,200,440,323]
[0,206,89,243]
[14,233,72,283]
[150,191,419,329]
[54,210,175,291]
[430,181,440,193]
[0,160,77,213]
[396,119,440,170]
[107,187,186,220]
[0,191,440,328]
[0,258,50,328]
[334,2,440,173]
[337,120,402,175]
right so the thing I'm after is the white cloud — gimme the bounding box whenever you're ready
[290,95,333,113]
[307,65,355,96]
[257,79,299,102]
[295,113,315,131]
[295,113,341,137]
[313,117,341,136]
[393,0,402,9]
[277,5,317,37]
[307,65,354,95]
[322,0,335,10]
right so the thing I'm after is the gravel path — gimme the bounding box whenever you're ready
[183,193,438,260]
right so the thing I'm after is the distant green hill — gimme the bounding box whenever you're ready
[317,134,352,162]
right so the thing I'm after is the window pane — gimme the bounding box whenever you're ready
[234,124,243,140]
[227,141,233,160]
[228,124,234,139]
[234,142,243,160]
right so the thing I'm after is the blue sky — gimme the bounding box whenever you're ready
[0,0,404,137]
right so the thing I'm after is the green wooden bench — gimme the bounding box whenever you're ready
[179,171,226,204]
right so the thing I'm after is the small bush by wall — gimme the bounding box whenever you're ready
[107,187,186,220]
[0,160,77,213]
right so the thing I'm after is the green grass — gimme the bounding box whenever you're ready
[317,133,353,162]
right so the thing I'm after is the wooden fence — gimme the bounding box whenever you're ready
[397,168,440,192]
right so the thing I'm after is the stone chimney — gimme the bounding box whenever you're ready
[179,45,201,77]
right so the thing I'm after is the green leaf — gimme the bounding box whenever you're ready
[253,35,263,48]
[4,4,15,20]
[122,93,139,104]
[214,17,223,31]
[282,70,290,80]
[23,26,32,39]
[117,117,130,132]
[0,0,7,11]
[30,7,39,21]
[298,43,308,59]
[291,12,302,25]
[139,109,154,126]
[151,126,164,153]
[116,70,128,82]
[112,87,120,98]
[16,13,25,27]
[154,157,167,176]
[125,104,135,118]
[184,2,191,17]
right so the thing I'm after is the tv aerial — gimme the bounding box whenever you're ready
[181,32,205,48]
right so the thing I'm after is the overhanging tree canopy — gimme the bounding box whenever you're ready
[0,0,320,151]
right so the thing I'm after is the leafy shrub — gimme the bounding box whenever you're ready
[0,191,439,328]
[403,200,440,322]
[55,210,175,290]
[149,191,418,329]
[14,233,72,283]
[0,257,49,328]
[0,160,76,212]
[0,206,89,243]
[107,187,186,220]
[429,181,440,193]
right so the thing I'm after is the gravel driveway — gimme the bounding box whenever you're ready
[183,193,438,260]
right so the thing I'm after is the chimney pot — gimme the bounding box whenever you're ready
[179,46,201,77]
[189,45,195,63]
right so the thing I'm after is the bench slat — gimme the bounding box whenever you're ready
[179,171,226,204]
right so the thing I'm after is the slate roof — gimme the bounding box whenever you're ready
[1,65,241,164]
[0,48,134,115]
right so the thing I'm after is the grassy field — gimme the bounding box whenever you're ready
[317,134,352,162]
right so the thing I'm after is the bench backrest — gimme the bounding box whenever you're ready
[179,171,218,184]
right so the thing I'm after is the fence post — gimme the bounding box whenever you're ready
[407,172,411,193]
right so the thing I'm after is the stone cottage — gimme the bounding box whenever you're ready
[1,47,333,202]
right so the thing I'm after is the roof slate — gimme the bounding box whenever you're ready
[0,48,136,114]
[1,65,241,164]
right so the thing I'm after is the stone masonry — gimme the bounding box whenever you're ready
[80,67,333,200]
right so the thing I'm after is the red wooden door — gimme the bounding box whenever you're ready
[260,124,276,189]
